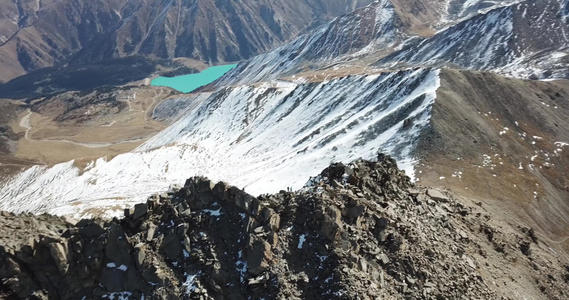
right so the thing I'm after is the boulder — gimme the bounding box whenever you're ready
[246,237,273,276]
[323,162,347,181]
[408,189,421,197]
[197,178,216,193]
[320,205,343,241]
[377,217,389,229]
[79,223,105,238]
[124,208,133,218]
[268,232,279,247]
[161,232,182,261]
[146,196,160,209]
[168,184,182,195]
[133,203,148,220]
[105,224,132,266]
[212,181,229,200]
[348,205,366,219]
[48,242,69,274]
[332,179,343,188]
[236,194,257,212]
[325,205,342,223]
[183,236,191,254]
[135,246,146,267]
[147,225,157,242]
[100,267,126,291]
[260,207,280,231]
[321,216,342,241]
[180,208,192,218]
[427,189,449,202]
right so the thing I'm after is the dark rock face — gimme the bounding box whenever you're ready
[1,156,568,299]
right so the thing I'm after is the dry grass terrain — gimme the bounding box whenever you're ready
[282,65,387,83]
[416,69,569,252]
[172,57,210,72]
[2,86,173,167]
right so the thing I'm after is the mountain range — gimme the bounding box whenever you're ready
[0,0,372,83]
[217,0,567,88]
[0,0,568,298]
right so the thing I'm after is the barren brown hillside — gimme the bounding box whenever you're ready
[417,69,569,252]
[0,85,175,174]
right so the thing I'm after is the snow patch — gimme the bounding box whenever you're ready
[183,273,199,295]
[298,234,307,249]
[101,292,132,300]
[203,208,222,217]
[106,262,128,271]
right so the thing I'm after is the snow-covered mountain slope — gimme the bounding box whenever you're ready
[216,0,404,87]
[215,0,528,88]
[389,0,523,34]
[377,0,569,79]
[443,0,524,21]
[0,68,440,218]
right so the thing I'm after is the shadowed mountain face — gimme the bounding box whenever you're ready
[0,56,193,100]
[0,0,373,83]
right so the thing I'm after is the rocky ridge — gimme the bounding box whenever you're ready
[217,0,568,91]
[377,0,569,80]
[1,155,568,299]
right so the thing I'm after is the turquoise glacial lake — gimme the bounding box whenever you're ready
[151,64,238,93]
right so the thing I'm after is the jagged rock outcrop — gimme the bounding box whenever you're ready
[1,155,568,299]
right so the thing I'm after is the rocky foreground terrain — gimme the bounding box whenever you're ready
[1,155,568,299]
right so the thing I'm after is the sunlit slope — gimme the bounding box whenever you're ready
[0,69,440,218]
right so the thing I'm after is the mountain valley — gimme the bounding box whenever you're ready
[0,0,373,83]
[0,0,568,299]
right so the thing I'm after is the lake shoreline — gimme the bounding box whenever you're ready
[151,64,238,93]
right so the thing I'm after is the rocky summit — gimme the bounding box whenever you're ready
[1,155,568,299]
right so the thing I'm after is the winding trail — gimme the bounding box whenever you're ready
[537,233,569,245]
[18,109,150,149]
[145,89,167,123]
[40,137,149,148]
[19,109,32,139]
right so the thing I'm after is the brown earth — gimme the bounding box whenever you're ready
[0,99,29,177]
[390,0,444,36]
[283,65,386,83]
[0,86,173,171]
[416,68,569,252]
